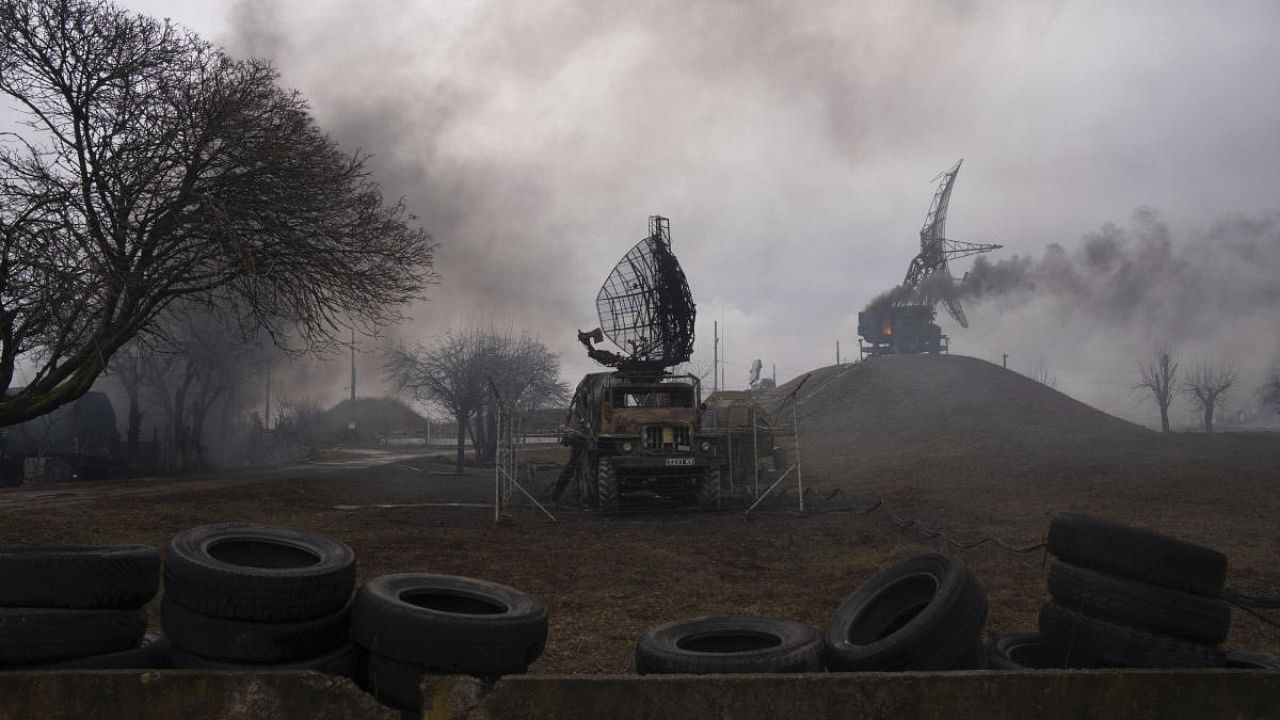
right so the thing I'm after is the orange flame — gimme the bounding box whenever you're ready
[882,319,893,336]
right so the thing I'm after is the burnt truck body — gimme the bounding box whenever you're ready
[559,372,723,513]
[857,305,948,357]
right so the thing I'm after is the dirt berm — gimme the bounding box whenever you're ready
[761,354,1280,542]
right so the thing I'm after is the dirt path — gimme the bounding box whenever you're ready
[0,450,437,513]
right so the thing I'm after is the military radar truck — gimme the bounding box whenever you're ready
[554,216,724,513]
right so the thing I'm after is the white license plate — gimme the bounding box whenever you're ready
[666,458,694,466]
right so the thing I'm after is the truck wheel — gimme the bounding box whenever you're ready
[597,457,620,515]
[698,467,721,510]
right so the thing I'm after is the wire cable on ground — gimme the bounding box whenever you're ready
[755,485,1047,555]
[1228,601,1280,633]
[1223,590,1280,609]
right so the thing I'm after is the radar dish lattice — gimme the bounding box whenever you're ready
[593,216,696,370]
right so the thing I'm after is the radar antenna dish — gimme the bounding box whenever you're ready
[579,216,696,373]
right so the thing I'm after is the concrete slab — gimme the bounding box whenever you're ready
[0,670,397,720]
[452,670,1280,720]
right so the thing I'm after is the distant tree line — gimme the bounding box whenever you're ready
[1134,347,1265,433]
[384,328,569,475]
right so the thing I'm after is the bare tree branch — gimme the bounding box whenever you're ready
[1182,358,1236,433]
[1261,361,1280,416]
[383,328,568,473]
[0,0,436,426]
[1135,346,1179,433]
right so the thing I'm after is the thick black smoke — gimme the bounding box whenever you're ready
[190,0,1280,427]
[962,209,1280,340]
[956,209,1280,426]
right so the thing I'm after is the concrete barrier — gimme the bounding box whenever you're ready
[1,669,1277,719]
[0,670,396,720]
[434,670,1280,720]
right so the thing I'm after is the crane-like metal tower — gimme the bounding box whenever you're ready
[859,159,1002,357]
[898,159,1002,328]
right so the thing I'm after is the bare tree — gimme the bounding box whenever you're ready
[136,306,259,471]
[384,328,568,473]
[384,329,490,475]
[105,340,152,465]
[1262,361,1280,416]
[0,0,435,427]
[1028,359,1057,388]
[1135,347,1179,433]
[474,332,570,463]
[1183,359,1236,433]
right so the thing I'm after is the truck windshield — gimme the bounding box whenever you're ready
[614,388,694,408]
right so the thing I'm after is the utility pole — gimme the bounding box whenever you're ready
[349,328,357,433]
[772,364,776,385]
[1002,353,1008,370]
[713,321,719,394]
[264,362,271,430]
[837,340,841,366]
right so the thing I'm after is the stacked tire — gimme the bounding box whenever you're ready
[0,545,169,669]
[353,574,548,712]
[161,524,362,677]
[992,513,1233,669]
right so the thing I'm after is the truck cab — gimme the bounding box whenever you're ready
[559,372,723,513]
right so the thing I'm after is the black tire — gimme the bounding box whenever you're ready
[0,545,159,610]
[171,640,365,678]
[824,553,988,671]
[1221,648,1280,669]
[0,607,147,665]
[698,467,721,510]
[986,631,1079,670]
[1047,561,1230,645]
[1038,600,1223,668]
[161,596,350,663]
[26,634,172,670]
[1047,513,1227,597]
[164,524,356,622]
[366,652,429,711]
[635,616,824,675]
[596,457,620,515]
[352,573,547,676]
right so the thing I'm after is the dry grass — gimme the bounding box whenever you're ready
[1,354,1277,673]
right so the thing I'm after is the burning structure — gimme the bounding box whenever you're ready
[858,160,1001,357]
[555,217,724,513]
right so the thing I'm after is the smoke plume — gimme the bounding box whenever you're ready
[131,0,1280,429]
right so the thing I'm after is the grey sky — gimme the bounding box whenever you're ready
[108,0,1280,426]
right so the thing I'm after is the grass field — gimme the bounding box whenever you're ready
[0,432,1275,674]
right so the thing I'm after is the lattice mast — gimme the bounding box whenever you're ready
[578,215,696,374]
[898,159,1002,327]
